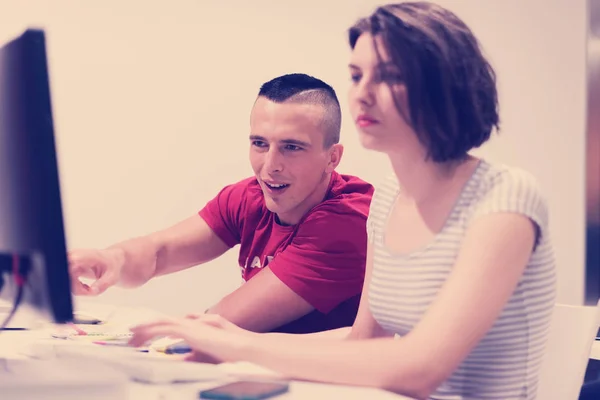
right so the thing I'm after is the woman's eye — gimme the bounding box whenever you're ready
[381,71,404,83]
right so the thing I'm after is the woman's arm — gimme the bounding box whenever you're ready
[234,213,537,395]
[131,212,538,399]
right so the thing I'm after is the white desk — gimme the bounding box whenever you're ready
[0,303,414,400]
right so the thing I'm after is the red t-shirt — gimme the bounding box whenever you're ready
[198,171,373,334]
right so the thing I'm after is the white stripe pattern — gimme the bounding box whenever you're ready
[367,160,557,400]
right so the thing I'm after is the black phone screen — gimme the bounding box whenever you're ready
[199,380,289,399]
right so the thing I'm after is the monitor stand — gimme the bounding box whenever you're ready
[0,357,129,400]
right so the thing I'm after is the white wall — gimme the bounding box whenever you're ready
[0,0,587,314]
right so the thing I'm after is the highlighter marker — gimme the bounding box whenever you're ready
[68,322,88,335]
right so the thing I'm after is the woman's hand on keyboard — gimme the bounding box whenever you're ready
[128,314,255,364]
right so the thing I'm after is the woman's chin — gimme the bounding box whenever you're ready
[358,133,387,152]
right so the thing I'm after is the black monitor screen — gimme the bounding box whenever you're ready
[0,29,73,324]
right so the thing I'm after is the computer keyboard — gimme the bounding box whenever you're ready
[27,340,226,384]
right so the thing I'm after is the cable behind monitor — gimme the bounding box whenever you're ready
[0,254,30,330]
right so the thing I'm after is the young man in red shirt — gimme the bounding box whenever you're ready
[68,73,374,334]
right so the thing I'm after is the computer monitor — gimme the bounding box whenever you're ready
[587,0,600,306]
[0,28,73,325]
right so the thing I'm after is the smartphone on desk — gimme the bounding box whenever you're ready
[199,380,289,400]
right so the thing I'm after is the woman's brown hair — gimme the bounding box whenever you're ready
[349,2,500,162]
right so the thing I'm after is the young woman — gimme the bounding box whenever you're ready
[129,2,556,399]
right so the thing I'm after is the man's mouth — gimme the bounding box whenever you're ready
[264,182,290,191]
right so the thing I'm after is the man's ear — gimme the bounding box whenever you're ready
[325,144,344,173]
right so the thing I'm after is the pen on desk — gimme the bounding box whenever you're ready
[164,342,193,354]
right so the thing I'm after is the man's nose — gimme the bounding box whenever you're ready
[264,148,284,173]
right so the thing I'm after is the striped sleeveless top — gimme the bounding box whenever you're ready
[367,160,557,400]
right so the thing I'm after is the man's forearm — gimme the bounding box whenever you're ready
[105,235,161,288]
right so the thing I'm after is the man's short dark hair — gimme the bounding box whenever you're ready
[349,2,500,162]
[258,73,342,148]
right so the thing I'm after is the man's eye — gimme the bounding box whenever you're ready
[252,141,267,147]
[285,145,301,151]
[350,74,361,83]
